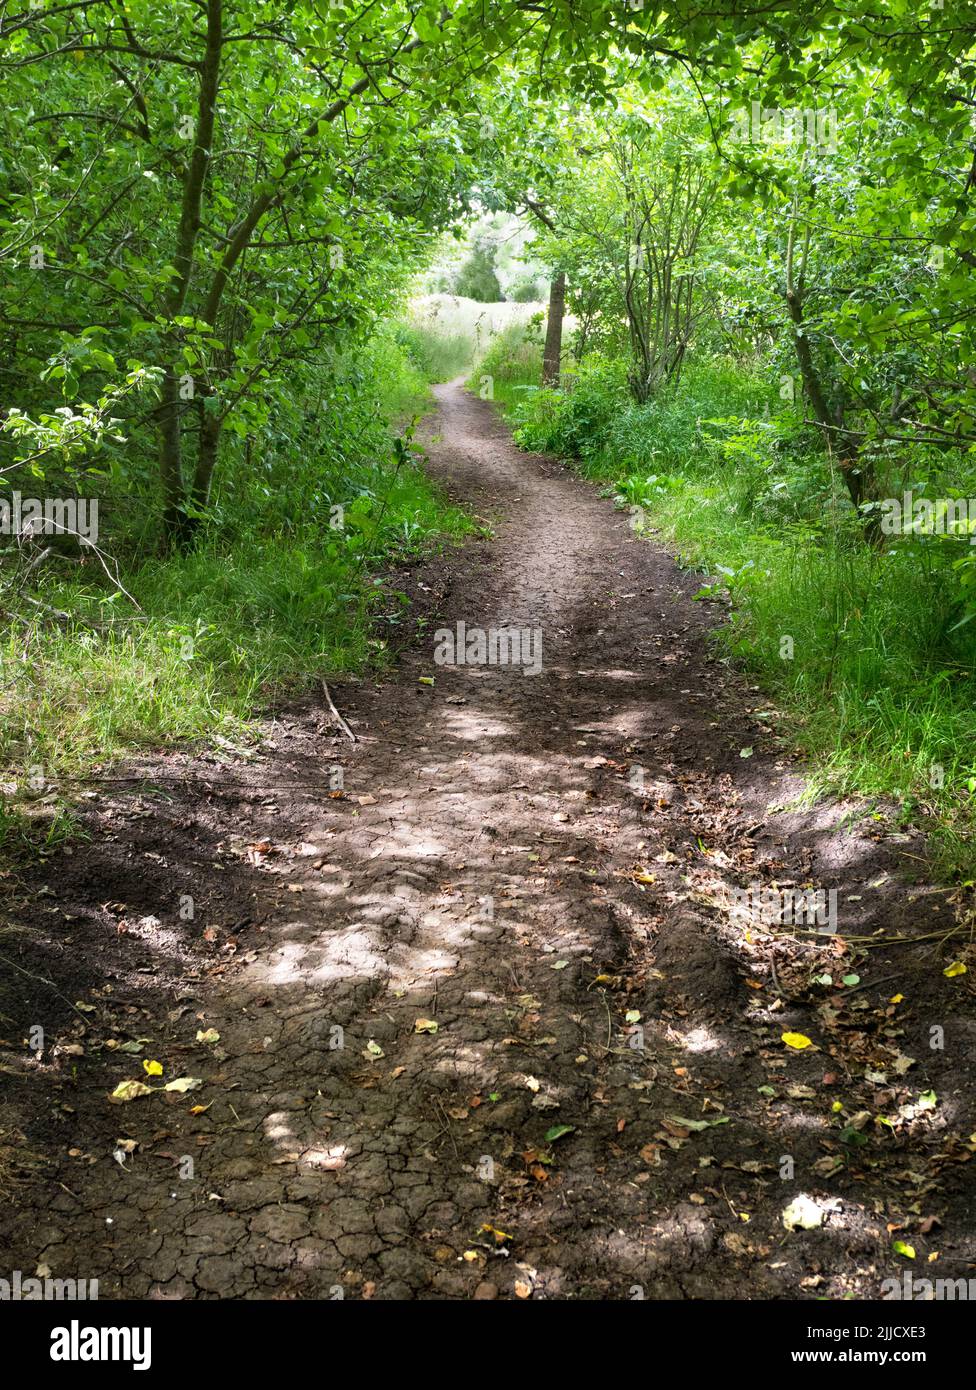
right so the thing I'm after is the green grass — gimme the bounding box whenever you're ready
[394,322,476,383]
[635,478,976,872]
[0,326,473,837]
[398,295,548,386]
[500,351,976,877]
[467,321,546,412]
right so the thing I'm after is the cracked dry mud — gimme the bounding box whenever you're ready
[1,380,973,1300]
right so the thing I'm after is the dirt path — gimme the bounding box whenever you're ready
[1,380,973,1301]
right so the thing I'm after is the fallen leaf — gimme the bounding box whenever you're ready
[109,1080,154,1103]
[531,1093,560,1110]
[782,1194,826,1231]
[480,1224,513,1245]
[544,1124,575,1143]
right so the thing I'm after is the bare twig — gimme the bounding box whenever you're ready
[320,679,357,743]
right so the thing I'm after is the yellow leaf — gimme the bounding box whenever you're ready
[480,1223,513,1244]
[892,1239,916,1260]
[944,962,967,978]
[143,1059,163,1076]
[782,1032,814,1050]
[109,1080,154,1103]
[890,993,904,1003]
[414,1018,438,1034]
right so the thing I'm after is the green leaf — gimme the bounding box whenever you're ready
[544,1124,576,1143]
[667,1114,730,1132]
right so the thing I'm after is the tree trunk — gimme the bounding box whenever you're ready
[157,0,223,544]
[158,369,188,544]
[785,289,879,541]
[542,271,566,387]
[190,403,222,522]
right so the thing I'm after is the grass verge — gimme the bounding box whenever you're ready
[0,328,473,842]
[491,343,976,878]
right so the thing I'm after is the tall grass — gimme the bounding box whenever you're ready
[394,322,476,383]
[502,352,976,876]
[401,294,548,385]
[469,320,546,409]
[0,329,472,831]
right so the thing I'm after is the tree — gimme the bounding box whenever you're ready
[455,243,504,302]
[6,0,976,538]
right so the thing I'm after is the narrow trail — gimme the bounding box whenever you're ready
[1,381,972,1300]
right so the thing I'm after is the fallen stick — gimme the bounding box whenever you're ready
[321,679,357,742]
